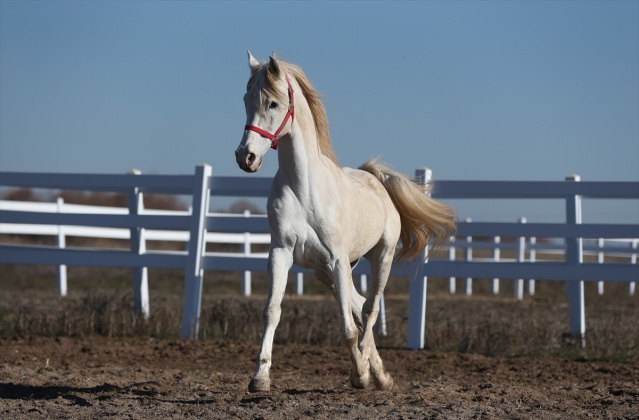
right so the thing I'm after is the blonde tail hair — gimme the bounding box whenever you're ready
[359,159,457,262]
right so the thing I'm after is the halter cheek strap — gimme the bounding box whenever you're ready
[244,74,295,150]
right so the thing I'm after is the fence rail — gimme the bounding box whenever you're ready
[1,165,637,348]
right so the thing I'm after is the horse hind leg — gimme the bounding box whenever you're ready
[346,282,393,391]
[316,266,383,390]
[360,246,395,391]
[362,323,393,391]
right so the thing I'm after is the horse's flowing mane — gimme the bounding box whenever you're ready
[247,57,339,166]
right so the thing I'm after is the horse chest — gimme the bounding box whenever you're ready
[268,201,339,271]
[267,170,375,271]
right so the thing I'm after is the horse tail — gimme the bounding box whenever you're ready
[359,158,457,263]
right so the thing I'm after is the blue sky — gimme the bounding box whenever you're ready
[1,1,637,222]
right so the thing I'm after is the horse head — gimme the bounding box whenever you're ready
[235,52,294,173]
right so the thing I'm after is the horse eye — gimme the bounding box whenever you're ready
[269,101,279,110]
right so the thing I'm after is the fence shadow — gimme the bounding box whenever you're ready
[0,381,160,406]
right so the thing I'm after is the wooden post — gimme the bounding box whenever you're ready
[464,218,473,296]
[128,170,149,319]
[630,240,637,296]
[295,272,304,296]
[597,238,605,295]
[448,245,456,294]
[359,274,368,294]
[406,167,431,349]
[242,210,251,296]
[376,291,388,337]
[56,197,68,297]
[492,236,500,294]
[528,237,536,296]
[514,217,526,300]
[565,174,585,347]
[181,164,212,339]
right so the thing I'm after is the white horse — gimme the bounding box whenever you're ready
[235,52,456,392]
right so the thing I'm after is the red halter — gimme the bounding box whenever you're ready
[244,74,295,150]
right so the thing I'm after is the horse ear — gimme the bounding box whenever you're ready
[268,55,281,77]
[247,51,260,74]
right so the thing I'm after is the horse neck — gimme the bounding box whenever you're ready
[276,102,331,200]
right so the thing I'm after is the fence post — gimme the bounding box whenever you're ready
[407,167,431,349]
[514,217,526,300]
[127,170,150,319]
[565,174,585,347]
[180,164,212,339]
[359,274,368,294]
[492,236,500,295]
[295,272,304,295]
[630,240,637,296]
[528,236,536,296]
[597,238,605,295]
[448,245,456,294]
[56,197,68,297]
[376,290,388,337]
[464,218,473,296]
[242,210,252,296]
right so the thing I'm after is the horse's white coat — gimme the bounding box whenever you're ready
[235,52,455,392]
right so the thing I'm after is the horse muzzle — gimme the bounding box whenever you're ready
[235,149,262,173]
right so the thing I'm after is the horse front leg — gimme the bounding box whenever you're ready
[314,269,364,333]
[248,246,293,392]
[331,258,370,389]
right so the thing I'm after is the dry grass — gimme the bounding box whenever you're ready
[1,263,637,363]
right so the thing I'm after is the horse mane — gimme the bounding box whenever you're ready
[247,57,339,166]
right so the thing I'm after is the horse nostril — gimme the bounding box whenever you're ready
[246,153,256,165]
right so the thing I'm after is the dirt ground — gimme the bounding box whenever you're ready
[1,336,637,419]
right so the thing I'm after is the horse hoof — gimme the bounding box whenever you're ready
[248,377,270,392]
[374,372,394,391]
[350,370,370,389]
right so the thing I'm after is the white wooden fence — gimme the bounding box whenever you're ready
[0,199,273,297]
[447,218,637,298]
[1,165,637,348]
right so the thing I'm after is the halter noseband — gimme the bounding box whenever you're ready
[244,74,295,150]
